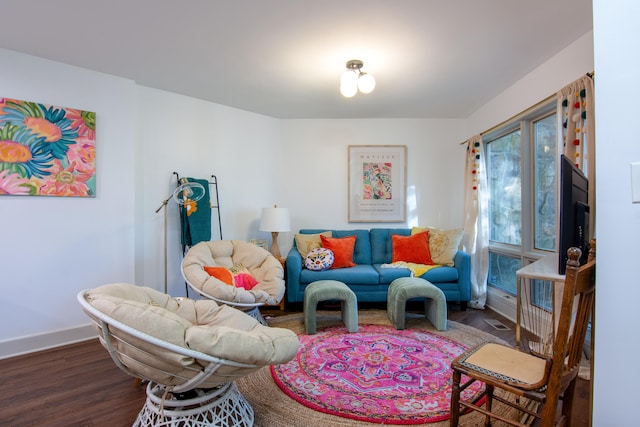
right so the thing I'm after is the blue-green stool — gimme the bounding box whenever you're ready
[387,277,447,330]
[304,280,358,334]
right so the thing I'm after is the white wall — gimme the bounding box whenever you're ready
[0,50,283,358]
[136,86,282,296]
[592,0,640,423]
[278,118,468,256]
[0,49,137,355]
[467,31,594,136]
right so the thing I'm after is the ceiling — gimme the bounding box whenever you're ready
[0,0,592,119]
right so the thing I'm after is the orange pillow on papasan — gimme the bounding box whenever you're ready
[203,264,259,290]
[320,235,357,269]
[391,231,434,265]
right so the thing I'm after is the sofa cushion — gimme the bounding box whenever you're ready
[300,229,372,265]
[295,231,332,259]
[304,248,334,271]
[375,264,413,283]
[391,231,434,264]
[370,228,411,264]
[321,235,356,268]
[412,227,464,266]
[300,264,379,285]
[421,265,459,282]
[374,263,459,285]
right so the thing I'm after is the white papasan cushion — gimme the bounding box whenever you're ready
[87,283,204,385]
[182,240,285,305]
[185,308,299,366]
[86,283,299,386]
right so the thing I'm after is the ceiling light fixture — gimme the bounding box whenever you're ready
[340,59,376,98]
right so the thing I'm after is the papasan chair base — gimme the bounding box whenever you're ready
[134,381,253,427]
[244,307,266,326]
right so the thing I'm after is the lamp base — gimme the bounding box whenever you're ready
[269,231,281,259]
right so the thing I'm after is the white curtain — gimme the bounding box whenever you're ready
[462,135,489,309]
[557,74,596,238]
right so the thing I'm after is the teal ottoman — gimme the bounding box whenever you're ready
[387,277,447,330]
[304,280,358,334]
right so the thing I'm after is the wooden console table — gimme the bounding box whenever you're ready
[515,254,565,356]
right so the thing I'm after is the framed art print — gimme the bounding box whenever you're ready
[348,145,406,222]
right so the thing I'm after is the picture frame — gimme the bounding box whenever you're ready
[250,239,268,250]
[348,145,407,222]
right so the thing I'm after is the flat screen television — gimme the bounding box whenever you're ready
[557,154,590,274]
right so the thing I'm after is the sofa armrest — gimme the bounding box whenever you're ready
[454,250,471,302]
[286,246,303,302]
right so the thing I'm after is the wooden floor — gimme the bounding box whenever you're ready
[0,303,590,426]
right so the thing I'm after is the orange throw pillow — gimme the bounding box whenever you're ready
[203,265,259,290]
[203,266,234,284]
[392,231,434,265]
[320,235,357,269]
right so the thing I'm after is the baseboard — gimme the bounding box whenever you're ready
[0,323,97,360]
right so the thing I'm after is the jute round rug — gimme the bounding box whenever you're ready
[236,310,513,427]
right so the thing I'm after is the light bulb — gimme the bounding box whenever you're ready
[358,72,376,94]
[340,70,358,98]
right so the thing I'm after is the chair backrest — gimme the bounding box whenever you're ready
[77,287,259,393]
[543,244,596,423]
[77,284,299,393]
[181,240,285,306]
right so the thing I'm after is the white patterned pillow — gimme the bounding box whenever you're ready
[304,248,335,271]
[412,227,464,266]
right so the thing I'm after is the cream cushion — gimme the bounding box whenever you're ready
[86,283,299,387]
[411,226,464,266]
[182,240,284,305]
[294,231,332,259]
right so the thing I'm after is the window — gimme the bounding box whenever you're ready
[486,102,557,296]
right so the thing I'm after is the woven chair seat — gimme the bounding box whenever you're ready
[456,342,548,387]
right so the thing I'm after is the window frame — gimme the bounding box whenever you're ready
[484,100,557,313]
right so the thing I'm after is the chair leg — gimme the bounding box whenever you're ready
[560,378,578,426]
[450,370,462,426]
[485,384,494,427]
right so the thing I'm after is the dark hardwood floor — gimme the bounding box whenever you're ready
[0,303,590,426]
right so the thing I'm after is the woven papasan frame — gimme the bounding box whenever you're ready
[134,382,254,427]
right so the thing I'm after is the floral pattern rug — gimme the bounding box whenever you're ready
[270,324,484,424]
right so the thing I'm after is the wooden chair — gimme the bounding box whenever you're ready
[449,245,595,427]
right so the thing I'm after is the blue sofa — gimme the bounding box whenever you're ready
[286,228,471,309]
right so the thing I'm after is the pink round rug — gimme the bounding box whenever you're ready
[270,324,484,424]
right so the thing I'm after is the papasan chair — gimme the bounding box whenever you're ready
[182,240,285,324]
[78,283,299,427]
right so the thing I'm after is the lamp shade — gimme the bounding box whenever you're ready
[259,207,291,232]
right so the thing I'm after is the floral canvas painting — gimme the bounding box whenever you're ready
[0,98,96,197]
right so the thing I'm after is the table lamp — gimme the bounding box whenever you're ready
[259,205,290,258]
